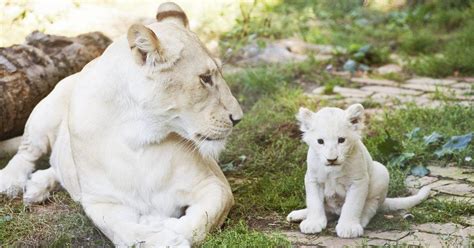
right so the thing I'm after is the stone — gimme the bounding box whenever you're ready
[427,166,474,183]
[360,86,422,96]
[435,194,474,204]
[276,38,335,55]
[405,176,438,189]
[281,231,318,245]
[333,86,373,98]
[312,86,325,95]
[425,179,456,189]
[463,226,474,236]
[415,223,464,235]
[375,64,403,75]
[365,230,409,241]
[330,71,351,79]
[401,83,450,93]
[406,77,457,86]
[433,183,474,197]
[451,82,472,90]
[461,216,474,226]
[237,43,307,65]
[351,77,400,87]
[398,231,463,247]
[316,236,366,247]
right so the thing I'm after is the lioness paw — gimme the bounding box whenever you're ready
[299,218,327,234]
[336,222,364,238]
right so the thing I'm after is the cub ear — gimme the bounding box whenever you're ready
[127,24,165,66]
[296,107,313,132]
[156,2,189,29]
[345,104,364,132]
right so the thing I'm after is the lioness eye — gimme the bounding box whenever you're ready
[317,139,324,145]
[200,74,213,86]
[338,137,346,143]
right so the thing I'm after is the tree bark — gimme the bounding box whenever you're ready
[0,31,111,140]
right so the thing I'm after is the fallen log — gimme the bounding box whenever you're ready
[0,31,111,140]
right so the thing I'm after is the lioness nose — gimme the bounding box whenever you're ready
[327,157,338,164]
[230,115,241,126]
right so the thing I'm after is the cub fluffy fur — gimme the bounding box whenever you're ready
[287,104,430,238]
[0,2,242,246]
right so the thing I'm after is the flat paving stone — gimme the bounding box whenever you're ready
[451,82,473,89]
[375,64,403,75]
[365,230,410,241]
[428,166,474,183]
[398,231,463,247]
[333,86,373,98]
[463,226,474,236]
[316,236,367,247]
[461,216,474,226]
[360,86,422,96]
[281,231,318,245]
[406,77,457,86]
[351,77,400,87]
[406,175,438,189]
[433,183,474,197]
[415,223,464,235]
[425,179,457,188]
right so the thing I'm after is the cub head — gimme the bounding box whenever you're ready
[296,104,364,167]
[125,2,242,158]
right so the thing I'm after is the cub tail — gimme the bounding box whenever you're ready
[382,186,431,211]
[0,136,22,158]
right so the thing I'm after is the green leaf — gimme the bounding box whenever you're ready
[435,132,473,158]
[406,127,421,139]
[410,165,430,177]
[423,132,443,145]
[390,152,415,168]
[343,59,357,72]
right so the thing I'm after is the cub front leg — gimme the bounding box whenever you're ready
[164,180,233,244]
[336,179,368,238]
[299,173,327,234]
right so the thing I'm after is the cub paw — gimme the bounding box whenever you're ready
[144,228,190,247]
[287,209,307,222]
[299,218,327,234]
[0,169,28,197]
[23,180,50,205]
[336,222,364,238]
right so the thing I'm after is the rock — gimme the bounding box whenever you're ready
[365,230,409,241]
[405,176,438,189]
[281,231,317,245]
[316,236,366,247]
[375,64,402,75]
[461,216,474,226]
[275,38,336,55]
[333,86,373,98]
[351,77,400,87]
[398,231,463,247]
[415,223,464,235]
[427,166,474,183]
[433,183,474,197]
[360,86,422,96]
[406,77,457,86]
[451,82,472,90]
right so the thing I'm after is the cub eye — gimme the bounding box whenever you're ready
[199,74,213,86]
[338,137,346,143]
[317,139,324,145]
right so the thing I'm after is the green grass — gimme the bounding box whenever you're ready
[202,220,290,248]
[412,198,474,225]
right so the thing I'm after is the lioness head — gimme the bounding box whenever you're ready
[125,2,242,158]
[297,104,364,166]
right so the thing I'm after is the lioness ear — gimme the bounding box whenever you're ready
[296,107,313,132]
[345,104,364,132]
[156,2,189,29]
[127,24,165,66]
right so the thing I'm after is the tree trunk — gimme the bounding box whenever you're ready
[0,31,111,140]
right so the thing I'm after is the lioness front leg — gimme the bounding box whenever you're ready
[83,202,188,247]
[164,180,233,244]
[336,179,368,238]
[299,174,327,234]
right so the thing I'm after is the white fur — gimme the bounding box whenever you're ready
[0,4,242,246]
[287,104,430,238]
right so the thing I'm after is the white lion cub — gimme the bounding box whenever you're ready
[287,104,430,238]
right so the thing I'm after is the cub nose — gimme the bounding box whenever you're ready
[230,114,241,126]
[327,157,338,164]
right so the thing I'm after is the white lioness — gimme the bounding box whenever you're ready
[0,2,242,246]
[287,104,430,238]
